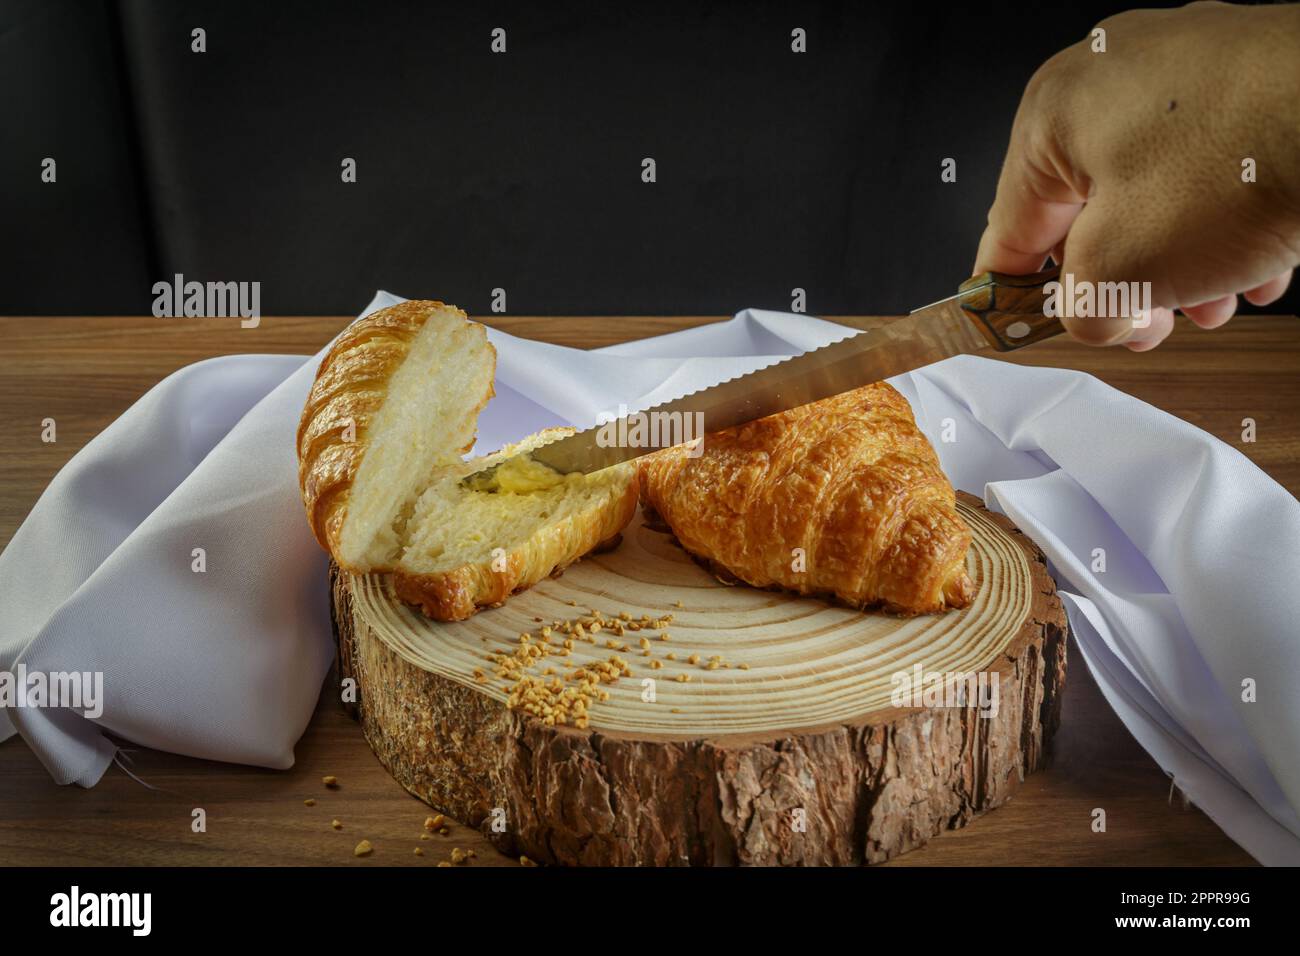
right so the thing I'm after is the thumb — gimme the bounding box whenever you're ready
[974,140,1085,277]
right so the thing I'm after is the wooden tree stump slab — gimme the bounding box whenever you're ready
[331,491,1068,865]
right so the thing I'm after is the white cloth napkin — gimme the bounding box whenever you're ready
[2,291,1297,865]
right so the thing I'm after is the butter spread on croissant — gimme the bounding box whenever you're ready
[296,300,637,621]
[463,454,577,494]
[638,382,975,615]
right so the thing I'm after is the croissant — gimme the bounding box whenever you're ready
[638,382,975,615]
[296,300,638,621]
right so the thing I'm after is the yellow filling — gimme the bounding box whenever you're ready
[470,455,576,494]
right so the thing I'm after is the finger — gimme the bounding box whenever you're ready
[1182,294,1237,329]
[1054,201,1141,346]
[975,198,1081,276]
[974,142,1085,277]
[1243,270,1293,307]
[1124,307,1176,351]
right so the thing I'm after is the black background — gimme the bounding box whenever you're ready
[2,0,1295,319]
[10,865,1280,938]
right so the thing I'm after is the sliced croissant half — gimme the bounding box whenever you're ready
[296,300,638,621]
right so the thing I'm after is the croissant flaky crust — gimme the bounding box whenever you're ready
[638,382,976,615]
[296,300,492,564]
[296,300,637,621]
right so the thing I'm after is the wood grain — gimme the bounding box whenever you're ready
[1,310,1293,866]
[336,494,1067,865]
[349,498,1035,736]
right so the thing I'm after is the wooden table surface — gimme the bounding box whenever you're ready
[1,311,1296,867]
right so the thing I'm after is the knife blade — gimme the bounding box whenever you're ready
[464,265,1064,483]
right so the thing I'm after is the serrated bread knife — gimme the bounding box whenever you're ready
[464,266,1064,484]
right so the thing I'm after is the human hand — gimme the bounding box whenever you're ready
[974,1,1300,349]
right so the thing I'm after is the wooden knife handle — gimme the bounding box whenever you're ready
[957,265,1065,352]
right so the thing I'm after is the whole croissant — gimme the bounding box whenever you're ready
[638,382,975,615]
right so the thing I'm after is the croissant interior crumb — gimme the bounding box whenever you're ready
[399,446,631,572]
[336,311,490,567]
[327,308,632,576]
